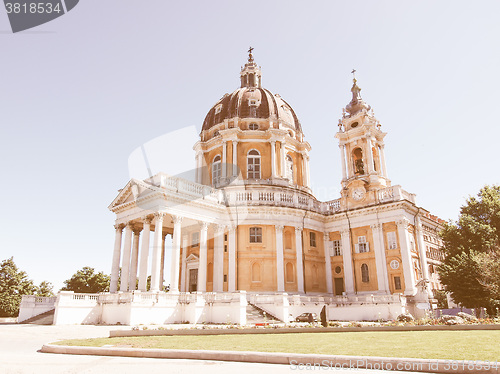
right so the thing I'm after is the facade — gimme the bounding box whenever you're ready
[21,50,446,325]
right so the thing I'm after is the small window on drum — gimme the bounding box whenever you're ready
[249,123,259,130]
[215,104,222,114]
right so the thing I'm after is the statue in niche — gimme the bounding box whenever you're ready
[355,159,365,175]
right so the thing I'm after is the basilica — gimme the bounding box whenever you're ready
[19,50,446,325]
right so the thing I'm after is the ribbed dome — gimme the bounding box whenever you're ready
[202,87,302,133]
[202,49,302,134]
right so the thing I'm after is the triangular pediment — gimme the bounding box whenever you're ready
[186,253,199,262]
[108,179,160,211]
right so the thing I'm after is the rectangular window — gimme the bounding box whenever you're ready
[224,244,227,253]
[394,276,402,290]
[333,240,342,256]
[357,236,368,253]
[387,231,397,250]
[191,232,199,247]
[223,274,227,282]
[249,227,262,243]
[224,234,228,242]
[310,232,316,247]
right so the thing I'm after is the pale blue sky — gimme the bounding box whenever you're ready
[1,1,499,290]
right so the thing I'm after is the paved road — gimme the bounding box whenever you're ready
[0,324,431,374]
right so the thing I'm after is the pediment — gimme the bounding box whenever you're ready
[108,179,159,211]
[186,253,199,262]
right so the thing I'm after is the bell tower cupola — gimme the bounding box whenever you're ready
[240,47,262,88]
[335,71,390,205]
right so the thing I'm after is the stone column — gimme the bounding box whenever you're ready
[323,232,333,294]
[110,224,124,293]
[339,144,347,180]
[305,155,311,188]
[228,225,237,292]
[275,225,285,292]
[138,217,151,292]
[341,229,355,294]
[232,140,238,178]
[196,152,202,183]
[198,222,209,292]
[379,144,388,178]
[129,228,141,291]
[295,227,305,293]
[170,216,183,293]
[120,223,133,292]
[213,225,225,292]
[415,216,431,295]
[180,235,188,292]
[271,140,277,178]
[366,136,375,174]
[397,218,417,296]
[150,212,165,292]
[160,233,167,290]
[371,223,390,293]
[222,141,227,180]
[280,141,286,178]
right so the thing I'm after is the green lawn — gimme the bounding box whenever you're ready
[54,331,500,361]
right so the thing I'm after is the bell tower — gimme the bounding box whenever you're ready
[335,72,390,206]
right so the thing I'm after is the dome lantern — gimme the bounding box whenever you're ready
[240,46,262,88]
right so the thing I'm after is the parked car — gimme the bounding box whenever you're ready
[295,312,318,322]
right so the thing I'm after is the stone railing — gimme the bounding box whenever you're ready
[377,185,416,204]
[288,294,404,306]
[20,295,57,306]
[143,173,417,216]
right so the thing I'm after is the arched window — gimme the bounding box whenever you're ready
[286,154,294,183]
[249,123,259,130]
[247,149,261,179]
[353,148,364,175]
[251,262,261,282]
[361,263,369,283]
[286,262,294,283]
[212,155,221,185]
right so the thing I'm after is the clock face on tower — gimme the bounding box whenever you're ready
[352,188,365,201]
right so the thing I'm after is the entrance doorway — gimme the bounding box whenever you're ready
[189,268,198,292]
[334,278,344,295]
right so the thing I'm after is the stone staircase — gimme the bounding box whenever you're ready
[246,303,281,325]
[20,308,55,325]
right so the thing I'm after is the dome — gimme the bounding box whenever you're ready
[201,50,302,134]
[202,88,302,133]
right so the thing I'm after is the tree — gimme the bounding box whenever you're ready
[61,267,110,293]
[438,185,500,310]
[0,257,35,317]
[35,281,54,297]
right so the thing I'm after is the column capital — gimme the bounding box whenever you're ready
[294,226,303,234]
[227,224,237,232]
[172,215,183,225]
[340,228,350,237]
[275,224,284,232]
[124,222,133,229]
[397,218,410,229]
[215,224,226,234]
[142,216,152,225]
[114,223,125,231]
[370,223,382,231]
[154,211,167,221]
[323,232,330,241]
[132,227,142,235]
[199,221,210,231]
